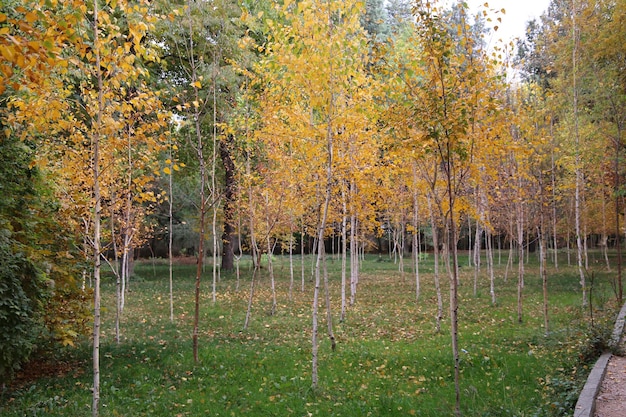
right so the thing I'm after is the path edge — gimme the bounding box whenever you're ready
[573,300,626,417]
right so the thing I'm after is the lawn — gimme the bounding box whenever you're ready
[1,251,621,416]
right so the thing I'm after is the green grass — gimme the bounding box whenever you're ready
[1,251,621,416]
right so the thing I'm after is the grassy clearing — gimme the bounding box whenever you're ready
[1,251,621,416]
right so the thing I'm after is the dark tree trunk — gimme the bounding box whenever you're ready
[220,135,236,271]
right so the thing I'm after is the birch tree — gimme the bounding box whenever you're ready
[385,1,506,412]
[252,0,373,389]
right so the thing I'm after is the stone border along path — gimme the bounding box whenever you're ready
[573,300,626,417]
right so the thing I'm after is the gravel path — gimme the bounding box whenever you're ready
[594,355,626,417]
[593,307,626,417]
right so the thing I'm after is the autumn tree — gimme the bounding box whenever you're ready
[0,0,92,383]
[383,1,508,412]
[7,1,168,414]
[251,0,376,389]
[522,0,626,305]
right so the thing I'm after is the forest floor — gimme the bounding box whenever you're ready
[594,330,626,417]
[2,254,624,416]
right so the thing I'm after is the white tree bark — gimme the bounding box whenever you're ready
[427,194,443,333]
[572,0,587,307]
[168,139,174,322]
[92,1,103,413]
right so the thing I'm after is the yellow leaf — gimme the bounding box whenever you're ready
[501,8,505,14]
[1,45,15,62]
[0,13,6,23]
[173,164,180,171]
[192,100,199,108]
[163,166,171,175]
[165,158,172,164]
[25,11,38,23]
[192,80,201,88]
[61,338,75,347]
[0,27,9,35]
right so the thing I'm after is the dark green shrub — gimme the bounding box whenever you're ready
[0,228,46,381]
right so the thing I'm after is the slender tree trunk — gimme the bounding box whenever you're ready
[120,225,132,312]
[601,190,611,271]
[412,185,420,302]
[323,249,336,351]
[397,218,406,280]
[487,229,496,305]
[168,142,174,323]
[517,180,524,324]
[539,222,550,336]
[235,212,242,292]
[188,0,207,362]
[120,242,127,312]
[244,156,259,330]
[243,264,258,331]
[360,236,365,262]
[583,190,589,270]
[526,230,530,265]
[220,137,236,271]
[110,210,121,344]
[613,121,623,303]
[428,194,443,333]
[310,235,318,279]
[448,203,460,415]
[388,222,394,261]
[192,151,206,364]
[82,218,91,290]
[313,30,336,384]
[211,51,219,305]
[120,125,135,314]
[442,142,461,417]
[550,120,559,269]
[267,237,277,316]
[349,212,358,306]
[539,166,550,336]
[341,193,347,321]
[289,221,294,301]
[301,222,306,292]
[92,1,103,414]
[467,216,470,266]
[572,0,587,307]
[503,216,513,282]
[473,215,481,297]
[312,139,333,390]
